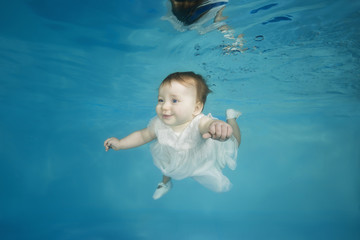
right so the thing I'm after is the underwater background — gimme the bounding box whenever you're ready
[0,0,359,239]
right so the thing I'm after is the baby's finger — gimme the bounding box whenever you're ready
[227,125,233,138]
[209,124,216,136]
[104,138,111,147]
[220,124,228,140]
[214,123,222,139]
[202,132,212,139]
[106,143,113,151]
[104,139,111,150]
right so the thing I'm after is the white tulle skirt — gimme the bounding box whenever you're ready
[149,113,238,192]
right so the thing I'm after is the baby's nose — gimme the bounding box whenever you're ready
[162,101,171,110]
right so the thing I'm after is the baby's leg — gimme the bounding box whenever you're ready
[162,175,171,184]
[153,175,172,200]
[226,109,241,147]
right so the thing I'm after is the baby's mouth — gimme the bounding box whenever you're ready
[162,114,172,119]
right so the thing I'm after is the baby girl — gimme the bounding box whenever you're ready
[104,72,241,199]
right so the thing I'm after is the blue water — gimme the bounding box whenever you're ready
[1,0,359,239]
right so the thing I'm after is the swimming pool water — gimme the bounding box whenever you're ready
[0,0,359,239]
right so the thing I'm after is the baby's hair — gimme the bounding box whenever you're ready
[160,72,212,107]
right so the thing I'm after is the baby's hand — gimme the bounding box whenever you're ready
[202,120,233,141]
[104,137,121,151]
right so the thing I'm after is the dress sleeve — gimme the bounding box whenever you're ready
[147,116,159,136]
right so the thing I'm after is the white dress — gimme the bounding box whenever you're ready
[148,113,238,192]
[162,0,229,34]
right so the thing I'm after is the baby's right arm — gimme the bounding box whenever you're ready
[104,128,156,151]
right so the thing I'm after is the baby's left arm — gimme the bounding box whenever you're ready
[199,116,233,141]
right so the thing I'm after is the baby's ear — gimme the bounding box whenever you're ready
[194,101,203,115]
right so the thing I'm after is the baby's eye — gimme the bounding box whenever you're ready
[158,99,164,103]
[172,99,178,103]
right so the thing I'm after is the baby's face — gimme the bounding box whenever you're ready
[156,80,201,132]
